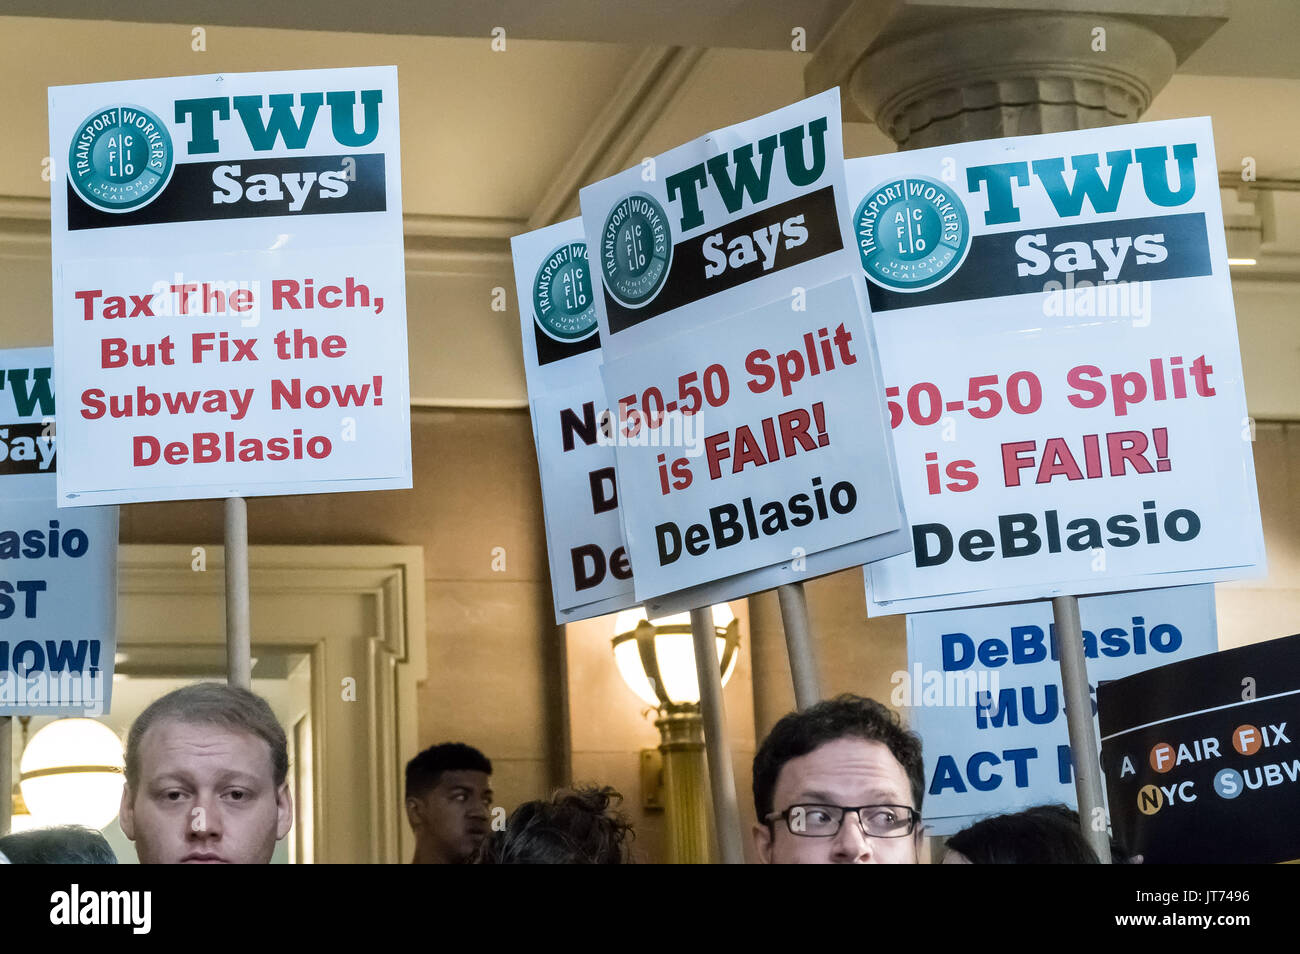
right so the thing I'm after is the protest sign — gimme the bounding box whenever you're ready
[1,347,117,716]
[906,584,1215,835]
[579,90,907,604]
[49,67,411,506]
[513,219,637,622]
[1100,631,1300,864]
[848,118,1265,615]
[514,220,894,622]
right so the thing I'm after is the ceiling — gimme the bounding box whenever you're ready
[8,0,1300,76]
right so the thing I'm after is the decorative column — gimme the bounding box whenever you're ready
[807,1,1227,146]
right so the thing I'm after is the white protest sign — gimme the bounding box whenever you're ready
[847,118,1265,615]
[904,584,1216,835]
[1,347,117,716]
[49,67,411,506]
[514,221,894,622]
[513,219,637,623]
[580,90,908,605]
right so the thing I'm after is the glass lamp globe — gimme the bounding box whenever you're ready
[19,718,125,830]
[612,603,738,707]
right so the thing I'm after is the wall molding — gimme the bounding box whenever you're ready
[526,45,707,229]
[0,194,520,275]
[7,173,1299,278]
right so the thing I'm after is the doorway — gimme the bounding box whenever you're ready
[108,544,427,863]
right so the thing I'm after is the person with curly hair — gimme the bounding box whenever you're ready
[478,786,634,864]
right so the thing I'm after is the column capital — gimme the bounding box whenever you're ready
[807,0,1227,147]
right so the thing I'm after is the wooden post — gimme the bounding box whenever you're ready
[225,497,252,689]
[777,582,821,709]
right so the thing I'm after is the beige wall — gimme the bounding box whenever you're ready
[1217,421,1300,647]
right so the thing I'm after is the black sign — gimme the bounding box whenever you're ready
[1099,632,1300,863]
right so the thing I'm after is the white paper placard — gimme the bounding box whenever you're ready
[848,118,1265,615]
[49,67,411,505]
[905,585,1217,835]
[579,90,908,604]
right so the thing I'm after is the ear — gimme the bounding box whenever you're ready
[275,782,293,841]
[913,825,926,864]
[119,784,136,840]
[752,822,774,864]
[405,796,424,831]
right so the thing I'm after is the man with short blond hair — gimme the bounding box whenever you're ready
[120,682,292,864]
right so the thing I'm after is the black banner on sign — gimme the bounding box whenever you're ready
[867,212,1212,312]
[67,153,387,230]
[0,422,56,474]
[1099,631,1300,864]
[534,324,601,367]
[604,185,843,335]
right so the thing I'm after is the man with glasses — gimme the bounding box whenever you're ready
[752,694,925,863]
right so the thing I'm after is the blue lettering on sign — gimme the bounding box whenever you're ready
[0,579,46,618]
[966,143,1199,225]
[0,638,100,673]
[930,748,1040,795]
[942,619,1182,671]
[175,90,384,155]
[0,523,91,560]
[976,683,1097,728]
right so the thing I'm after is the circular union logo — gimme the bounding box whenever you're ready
[599,192,672,308]
[854,175,969,293]
[67,104,174,213]
[533,241,597,343]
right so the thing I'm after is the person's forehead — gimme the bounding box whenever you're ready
[138,718,274,780]
[774,737,910,804]
[435,769,491,791]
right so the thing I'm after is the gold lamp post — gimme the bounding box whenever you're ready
[611,604,738,864]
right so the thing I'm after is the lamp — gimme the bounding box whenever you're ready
[19,718,125,830]
[611,603,739,707]
[612,603,739,863]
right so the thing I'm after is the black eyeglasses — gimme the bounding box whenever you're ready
[765,804,920,838]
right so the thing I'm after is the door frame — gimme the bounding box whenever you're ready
[118,544,426,864]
